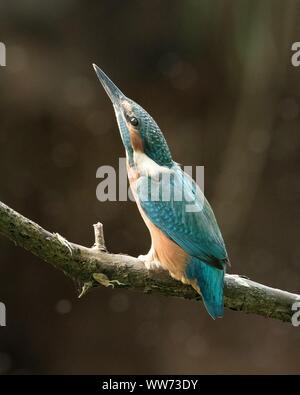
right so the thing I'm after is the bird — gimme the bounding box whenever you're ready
[93,64,229,319]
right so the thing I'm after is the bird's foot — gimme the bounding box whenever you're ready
[138,253,161,271]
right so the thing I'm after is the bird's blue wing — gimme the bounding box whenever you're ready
[137,166,228,268]
[137,165,228,319]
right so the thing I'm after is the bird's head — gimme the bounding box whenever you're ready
[93,64,173,168]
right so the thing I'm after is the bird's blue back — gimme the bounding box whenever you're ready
[137,164,228,318]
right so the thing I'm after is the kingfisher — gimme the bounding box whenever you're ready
[93,64,229,319]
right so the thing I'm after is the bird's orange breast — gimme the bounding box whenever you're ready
[127,162,190,284]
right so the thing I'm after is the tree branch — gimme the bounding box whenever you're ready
[0,201,299,323]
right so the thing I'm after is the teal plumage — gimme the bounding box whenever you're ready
[93,64,229,319]
[138,165,228,318]
[187,257,224,318]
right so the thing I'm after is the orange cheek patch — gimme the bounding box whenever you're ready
[128,124,144,152]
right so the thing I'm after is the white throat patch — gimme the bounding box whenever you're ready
[133,151,170,178]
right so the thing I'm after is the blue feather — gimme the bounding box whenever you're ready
[186,257,224,319]
[137,165,228,318]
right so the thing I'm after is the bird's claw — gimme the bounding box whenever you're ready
[138,254,161,270]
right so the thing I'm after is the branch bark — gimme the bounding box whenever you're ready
[0,201,299,323]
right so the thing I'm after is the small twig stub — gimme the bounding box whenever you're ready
[93,222,107,251]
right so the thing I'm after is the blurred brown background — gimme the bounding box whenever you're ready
[0,0,300,374]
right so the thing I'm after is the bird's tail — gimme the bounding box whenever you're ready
[186,257,225,319]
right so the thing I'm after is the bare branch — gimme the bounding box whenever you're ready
[0,201,299,323]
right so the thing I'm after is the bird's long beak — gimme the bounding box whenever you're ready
[93,64,125,105]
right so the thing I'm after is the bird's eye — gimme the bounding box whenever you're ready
[129,117,139,127]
